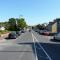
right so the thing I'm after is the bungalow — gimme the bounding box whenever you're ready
[0,26,5,30]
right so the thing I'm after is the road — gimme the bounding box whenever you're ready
[0,30,60,60]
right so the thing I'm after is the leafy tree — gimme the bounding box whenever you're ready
[17,18,27,29]
[36,24,42,29]
[35,24,46,30]
[8,18,17,31]
[8,17,27,31]
[0,17,27,31]
[9,18,16,26]
[4,22,9,30]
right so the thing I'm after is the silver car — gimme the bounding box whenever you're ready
[8,31,17,39]
[54,33,60,40]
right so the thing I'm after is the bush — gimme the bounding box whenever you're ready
[0,30,9,34]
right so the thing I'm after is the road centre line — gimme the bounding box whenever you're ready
[32,33,52,60]
[32,33,38,60]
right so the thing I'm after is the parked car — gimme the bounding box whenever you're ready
[29,30,31,32]
[39,30,47,35]
[21,30,25,33]
[39,30,43,34]
[8,31,17,39]
[53,33,60,40]
[49,32,57,36]
[43,31,50,36]
[35,29,40,33]
[16,31,21,36]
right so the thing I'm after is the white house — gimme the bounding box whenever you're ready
[0,26,5,30]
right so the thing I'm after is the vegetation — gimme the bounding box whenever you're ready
[17,18,27,29]
[8,18,17,31]
[34,23,46,30]
[0,17,27,31]
[8,18,27,31]
[0,30,9,36]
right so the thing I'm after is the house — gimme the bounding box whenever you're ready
[0,26,5,30]
[52,21,57,33]
[46,18,60,33]
[46,22,53,31]
[52,19,60,33]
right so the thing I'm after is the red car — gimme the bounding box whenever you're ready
[43,31,50,36]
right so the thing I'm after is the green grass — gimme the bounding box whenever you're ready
[0,30,9,35]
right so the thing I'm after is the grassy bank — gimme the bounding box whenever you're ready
[0,30,9,36]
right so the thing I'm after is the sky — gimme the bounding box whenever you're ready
[0,0,60,25]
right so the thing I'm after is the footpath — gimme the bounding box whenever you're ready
[0,33,11,45]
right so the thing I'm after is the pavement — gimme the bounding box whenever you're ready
[0,31,60,60]
[0,33,9,43]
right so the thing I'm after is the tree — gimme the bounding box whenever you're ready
[36,24,42,29]
[4,22,9,30]
[8,17,27,31]
[8,18,17,31]
[9,18,16,26]
[35,23,46,30]
[0,22,9,30]
[17,18,27,29]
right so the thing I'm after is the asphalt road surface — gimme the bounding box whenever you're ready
[0,30,60,60]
